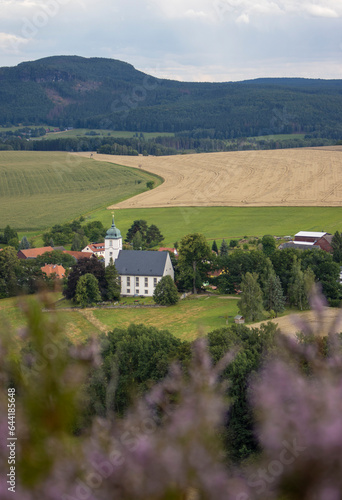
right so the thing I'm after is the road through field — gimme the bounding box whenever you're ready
[75,147,342,208]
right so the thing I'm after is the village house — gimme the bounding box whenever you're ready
[158,247,178,256]
[41,264,66,280]
[81,242,105,258]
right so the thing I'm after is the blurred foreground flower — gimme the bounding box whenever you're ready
[1,287,342,499]
[251,286,342,500]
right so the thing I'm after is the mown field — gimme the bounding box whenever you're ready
[0,294,240,342]
[93,295,240,340]
[0,151,161,231]
[0,295,100,343]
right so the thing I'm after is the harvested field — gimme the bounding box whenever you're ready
[76,147,342,209]
[250,307,342,338]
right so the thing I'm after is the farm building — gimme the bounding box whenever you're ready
[17,246,54,259]
[104,215,174,297]
[280,231,333,253]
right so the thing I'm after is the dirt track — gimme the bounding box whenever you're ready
[75,147,342,209]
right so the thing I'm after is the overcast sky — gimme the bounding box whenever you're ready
[0,0,341,82]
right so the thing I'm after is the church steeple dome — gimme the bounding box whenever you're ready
[104,213,122,266]
[105,214,122,240]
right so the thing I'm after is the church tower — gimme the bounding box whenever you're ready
[105,213,122,266]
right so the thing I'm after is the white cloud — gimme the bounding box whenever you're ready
[213,0,342,23]
[0,32,30,53]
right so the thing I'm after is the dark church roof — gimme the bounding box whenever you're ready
[115,250,169,276]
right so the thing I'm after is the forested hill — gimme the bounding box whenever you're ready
[1,55,342,139]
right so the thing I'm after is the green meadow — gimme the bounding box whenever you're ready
[34,129,175,140]
[82,205,342,247]
[0,294,240,342]
[93,295,240,341]
[0,295,100,343]
[0,151,161,231]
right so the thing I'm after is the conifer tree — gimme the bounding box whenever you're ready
[19,236,30,250]
[220,239,229,256]
[264,273,286,316]
[212,240,218,253]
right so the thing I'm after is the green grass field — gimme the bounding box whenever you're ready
[0,294,240,342]
[34,129,175,141]
[247,133,306,141]
[0,151,161,231]
[81,205,342,247]
[0,295,100,343]
[88,295,240,340]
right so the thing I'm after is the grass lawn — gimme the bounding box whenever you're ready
[1,293,240,343]
[93,295,240,341]
[0,151,161,231]
[79,205,342,247]
[0,295,101,344]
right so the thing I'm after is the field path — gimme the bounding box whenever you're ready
[75,147,342,208]
[77,309,109,334]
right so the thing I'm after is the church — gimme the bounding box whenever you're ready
[103,215,174,297]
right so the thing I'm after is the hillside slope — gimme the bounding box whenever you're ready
[1,56,342,139]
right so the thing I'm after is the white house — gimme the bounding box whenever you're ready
[82,242,106,257]
[103,215,174,297]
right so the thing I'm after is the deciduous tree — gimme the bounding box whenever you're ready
[261,234,276,256]
[153,275,179,305]
[75,273,101,307]
[63,257,106,300]
[178,233,212,294]
[105,261,121,301]
[238,272,264,321]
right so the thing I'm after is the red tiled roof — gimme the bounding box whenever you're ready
[63,250,93,260]
[41,264,66,279]
[18,246,54,259]
[158,247,177,253]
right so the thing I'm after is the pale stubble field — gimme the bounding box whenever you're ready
[76,147,342,209]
